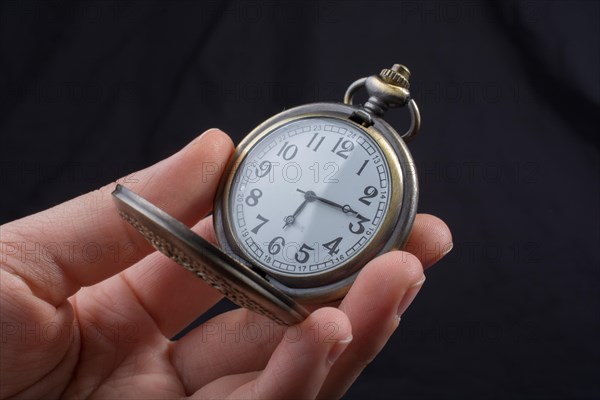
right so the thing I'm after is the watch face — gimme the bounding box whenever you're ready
[227,116,395,282]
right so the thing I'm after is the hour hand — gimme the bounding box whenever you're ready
[282,198,309,229]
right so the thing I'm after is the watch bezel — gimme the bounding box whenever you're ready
[214,102,418,303]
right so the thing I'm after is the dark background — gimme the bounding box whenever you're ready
[1,0,598,398]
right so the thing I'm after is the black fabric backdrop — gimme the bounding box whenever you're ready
[1,0,598,398]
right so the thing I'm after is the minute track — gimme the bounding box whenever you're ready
[227,115,392,282]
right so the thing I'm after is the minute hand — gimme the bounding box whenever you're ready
[296,189,359,215]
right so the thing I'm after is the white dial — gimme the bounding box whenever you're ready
[228,117,392,278]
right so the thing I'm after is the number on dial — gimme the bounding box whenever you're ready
[323,237,342,255]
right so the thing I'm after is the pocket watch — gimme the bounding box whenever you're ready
[113,64,421,326]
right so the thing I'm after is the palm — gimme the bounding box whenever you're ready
[65,277,193,398]
[61,268,289,398]
[0,130,451,399]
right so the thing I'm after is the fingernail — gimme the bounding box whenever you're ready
[327,335,353,365]
[185,128,220,149]
[396,276,425,318]
[442,242,454,257]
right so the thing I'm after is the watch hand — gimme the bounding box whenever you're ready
[296,189,358,215]
[282,199,309,229]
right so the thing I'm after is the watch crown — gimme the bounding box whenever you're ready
[379,64,411,89]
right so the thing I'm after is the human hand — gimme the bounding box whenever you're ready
[0,129,452,399]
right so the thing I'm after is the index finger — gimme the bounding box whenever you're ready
[0,129,234,306]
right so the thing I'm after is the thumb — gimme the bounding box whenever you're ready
[1,129,233,306]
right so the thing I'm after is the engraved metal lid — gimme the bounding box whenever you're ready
[112,184,309,326]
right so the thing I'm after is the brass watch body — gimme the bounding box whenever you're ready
[214,65,420,304]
